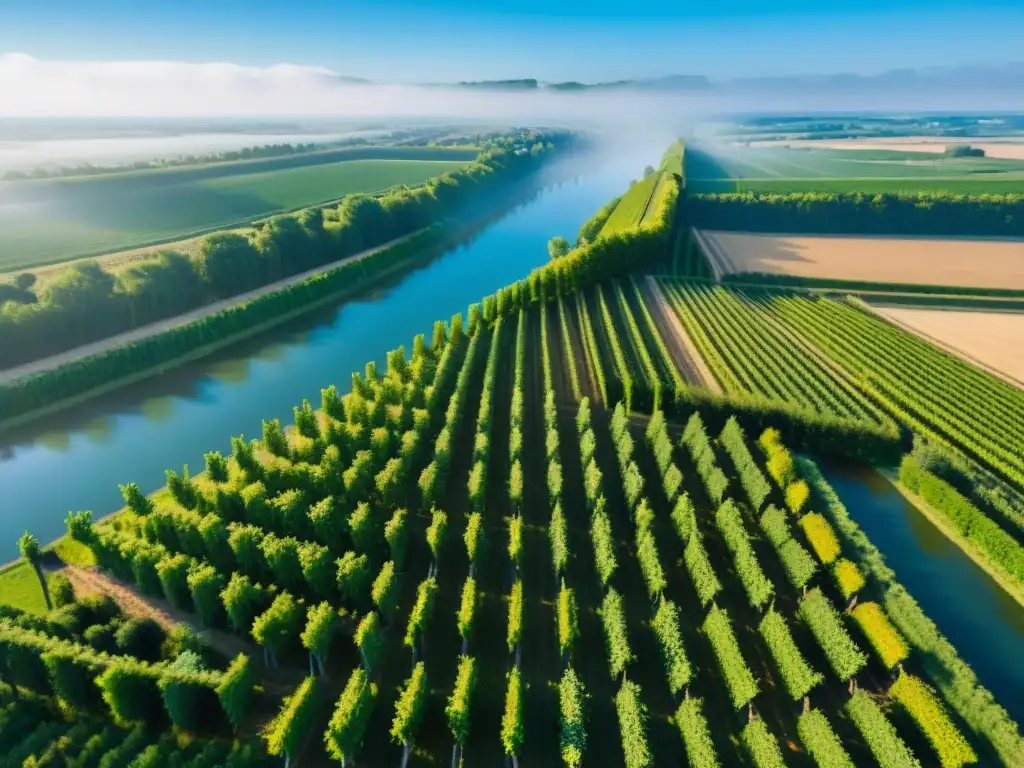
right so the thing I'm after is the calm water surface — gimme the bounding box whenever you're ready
[0,152,655,554]
[821,463,1024,722]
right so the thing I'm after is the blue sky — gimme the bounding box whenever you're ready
[3,0,1023,82]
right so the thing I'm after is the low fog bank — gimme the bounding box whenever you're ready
[3,53,1022,124]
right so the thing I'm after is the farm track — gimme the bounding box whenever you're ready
[641,276,721,391]
[0,229,425,384]
[61,565,302,694]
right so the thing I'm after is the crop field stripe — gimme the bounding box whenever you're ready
[556,296,584,401]
[0,158,474,270]
[689,283,815,406]
[601,173,662,235]
[658,280,745,393]
[769,293,1024,485]
[607,281,661,411]
[626,276,687,400]
[705,285,860,419]
[724,178,1024,195]
[691,282,879,422]
[574,289,609,407]
[677,282,785,400]
[638,173,669,226]
[790,297,1024,480]
[660,281,751,393]
[587,285,628,408]
[737,288,890,425]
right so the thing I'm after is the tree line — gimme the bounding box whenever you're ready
[0,229,445,421]
[683,191,1024,237]
[0,131,566,372]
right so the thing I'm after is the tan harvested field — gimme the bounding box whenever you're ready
[695,229,1024,290]
[751,136,1024,160]
[870,305,1024,386]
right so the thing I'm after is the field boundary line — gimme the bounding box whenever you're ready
[859,302,1024,391]
[689,228,732,279]
[642,275,721,392]
[4,180,440,278]
[0,233,439,433]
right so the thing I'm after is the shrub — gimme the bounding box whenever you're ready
[890,674,977,768]
[114,617,167,662]
[850,602,910,670]
[50,574,76,608]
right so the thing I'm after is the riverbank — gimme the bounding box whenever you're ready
[1,229,427,386]
[879,467,1024,608]
[0,230,444,432]
[804,459,1024,762]
[0,152,654,557]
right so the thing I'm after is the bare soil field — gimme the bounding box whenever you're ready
[752,137,1024,160]
[869,304,1024,387]
[696,229,1024,290]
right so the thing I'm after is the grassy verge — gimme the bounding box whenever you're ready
[0,561,50,614]
[878,468,1024,609]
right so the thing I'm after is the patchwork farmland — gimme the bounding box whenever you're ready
[685,145,1024,194]
[0,147,477,271]
[2,138,1022,768]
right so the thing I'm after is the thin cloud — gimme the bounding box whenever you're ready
[2,53,1021,119]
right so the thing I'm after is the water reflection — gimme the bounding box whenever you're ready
[0,152,655,554]
[821,462,1024,721]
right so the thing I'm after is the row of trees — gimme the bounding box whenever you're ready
[795,458,1019,763]
[1,230,444,421]
[0,616,254,735]
[0,131,565,373]
[684,191,1024,237]
[900,456,1024,588]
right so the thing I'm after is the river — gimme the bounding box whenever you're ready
[820,463,1024,723]
[0,151,658,556]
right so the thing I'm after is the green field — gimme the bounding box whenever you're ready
[0,146,1020,767]
[686,145,1024,194]
[0,148,476,271]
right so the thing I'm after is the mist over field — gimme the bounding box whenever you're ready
[3,52,1023,124]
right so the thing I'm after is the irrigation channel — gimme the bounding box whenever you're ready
[821,463,1024,723]
[0,151,655,554]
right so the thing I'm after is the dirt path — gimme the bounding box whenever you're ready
[64,565,251,656]
[0,229,425,385]
[642,276,721,392]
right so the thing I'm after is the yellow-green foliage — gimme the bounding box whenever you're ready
[767,450,796,489]
[851,602,910,669]
[800,512,841,565]
[660,140,684,178]
[785,480,810,516]
[758,427,783,452]
[890,673,977,768]
[832,558,865,599]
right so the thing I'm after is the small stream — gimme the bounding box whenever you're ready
[820,463,1024,722]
